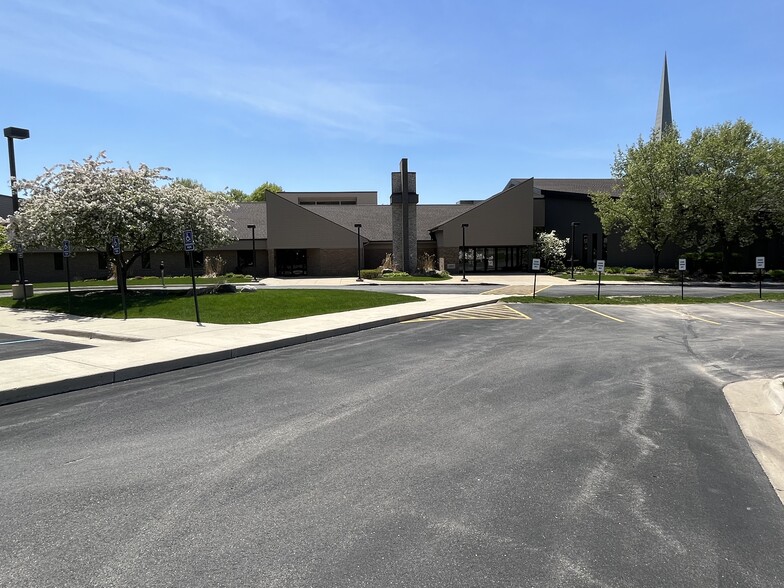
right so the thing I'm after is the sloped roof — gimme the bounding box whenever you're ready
[506,178,617,195]
[230,202,268,239]
[305,204,474,241]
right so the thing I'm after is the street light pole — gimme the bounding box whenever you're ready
[461,223,469,282]
[246,224,256,281]
[5,127,30,305]
[570,221,580,281]
[354,224,363,282]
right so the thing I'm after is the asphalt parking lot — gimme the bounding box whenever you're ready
[0,332,90,361]
[1,301,783,586]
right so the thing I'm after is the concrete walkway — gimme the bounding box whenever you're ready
[0,292,502,405]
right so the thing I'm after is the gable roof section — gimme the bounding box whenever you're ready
[431,179,534,247]
[266,192,362,249]
[308,204,474,242]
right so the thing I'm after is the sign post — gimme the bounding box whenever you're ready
[111,236,127,320]
[16,244,27,308]
[596,260,605,300]
[678,258,687,300]
[63,240,72,315]
[756,257,765,299]
[531,258,541,299]
[184,229,201,325]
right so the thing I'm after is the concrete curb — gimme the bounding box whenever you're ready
[0,297,499,406]
[723,378,784,505]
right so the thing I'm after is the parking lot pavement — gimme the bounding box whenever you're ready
[0,332,91,361]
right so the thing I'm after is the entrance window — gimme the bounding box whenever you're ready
[238,250,254,268]
[276,249,307,276]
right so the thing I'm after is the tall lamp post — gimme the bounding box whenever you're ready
[5,127,30,305]
[354,223,363,282]
[461,223,469,282]
[570,221,580,281]
[246,224,256,281]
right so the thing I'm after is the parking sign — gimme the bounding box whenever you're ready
[63,240,71,258]
[678,258,686,271]
[532,258,541,271]
[183,229,195,252]
[596,260,605,273]
[756,257,765,270]
[111,235,121,256]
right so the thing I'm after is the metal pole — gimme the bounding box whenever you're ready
[251,227,256,279]
[189,250,202,325]
[533,271,537,299]
[118,258,127,320]
[681,270,684,301]
[355,224,363,282]
[461,224,468,282]
[759,269,763,300]
[597,272,602,300]
[7,137,18,212]
[570,222,579,281]
[66,256,72,315]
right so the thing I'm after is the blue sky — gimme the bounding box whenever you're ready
[2,0,783,204]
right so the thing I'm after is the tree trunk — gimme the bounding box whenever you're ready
[652,247,661,274]
[721,240,732,282]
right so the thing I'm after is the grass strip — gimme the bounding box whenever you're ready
[0,289,421,324]
[0,276,252,290]
[502,293,784,305]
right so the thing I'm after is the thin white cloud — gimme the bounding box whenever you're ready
[0,0,433,141]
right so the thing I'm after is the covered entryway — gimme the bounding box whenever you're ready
[275,249,307,276]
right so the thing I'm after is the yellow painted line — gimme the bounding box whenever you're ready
[504,305,532,319]
[404,305,531,322]
[533,284,553,296]
[573,305,625,323]
[730,302,784,318]
[660,307,721,325]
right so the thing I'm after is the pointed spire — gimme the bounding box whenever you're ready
[654,53,672,139]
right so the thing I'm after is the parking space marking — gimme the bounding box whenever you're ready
[573,305,625,323]
[0,338,44,345]
[730,302,784,318]
[405,304,531,322]
[658,307,721,325]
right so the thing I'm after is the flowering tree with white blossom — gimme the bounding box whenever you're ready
[10,153,236,291]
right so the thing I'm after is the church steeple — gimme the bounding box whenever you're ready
[654,53,672,138]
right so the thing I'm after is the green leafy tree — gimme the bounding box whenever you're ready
[11,153,236,292]
[226,188,249,201]
[681,119,782,277]
[591,126,688,273]
[249,182,283,201]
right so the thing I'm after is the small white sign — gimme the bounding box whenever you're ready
[756,256,765,270]
[183,229,195,252]
[16,244,23,259]
[63,240,71,258]
[596,260,605,273]
[111,235,121,256]
[678,258,687,271]
[532,258,541,271]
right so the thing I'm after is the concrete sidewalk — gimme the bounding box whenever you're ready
[0,293,502,405]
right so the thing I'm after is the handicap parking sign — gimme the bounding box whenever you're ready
[111,235,121,256]
[183,229,195,251]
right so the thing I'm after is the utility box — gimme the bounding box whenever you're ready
[11,283,34,300]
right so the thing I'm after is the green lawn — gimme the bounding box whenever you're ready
[556,272,672,282]
[373,275,452,282]
[0,289,421,324]
[0,275,253,290]
[503,293,784,305]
